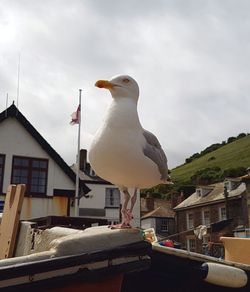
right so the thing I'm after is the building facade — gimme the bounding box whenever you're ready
[0,104,90,219]
[174,178,250,254]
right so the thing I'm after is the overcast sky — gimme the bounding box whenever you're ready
[1,0,250,168]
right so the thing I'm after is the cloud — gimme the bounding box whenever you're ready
[0,0,249,169]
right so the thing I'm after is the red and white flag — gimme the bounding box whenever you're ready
[70,105,81,125]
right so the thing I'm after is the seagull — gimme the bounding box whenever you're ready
[89,75,172,228]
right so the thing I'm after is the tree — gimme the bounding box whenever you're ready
[223,167,246,178]
[191,167,223,185]
[237,133,246,139]
[227,136,236,143]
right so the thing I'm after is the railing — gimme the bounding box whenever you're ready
[202,242,224,258]
[234,228,250,238]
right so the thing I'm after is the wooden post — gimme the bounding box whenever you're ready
[0,184,26,259]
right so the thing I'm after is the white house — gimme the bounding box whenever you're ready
[72,149,141,227]
[0,103,90,219]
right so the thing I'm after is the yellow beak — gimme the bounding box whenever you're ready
[95,80,114,89]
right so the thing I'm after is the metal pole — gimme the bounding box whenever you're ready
[16,53,21,110]
[5,93,8,117]
[74,89,82,217]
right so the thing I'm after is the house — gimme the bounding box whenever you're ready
[72,149,141,227]
[0,103,90,219]
[141,195,176,238]
[141,206,175,238]
[174,176,250,254]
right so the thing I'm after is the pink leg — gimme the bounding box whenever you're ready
[110,188,132,229]
[127,188,137,221]
[121,189,131,226]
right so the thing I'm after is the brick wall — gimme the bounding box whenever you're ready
[176,198,246,253]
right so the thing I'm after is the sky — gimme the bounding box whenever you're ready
[0,0,250,169]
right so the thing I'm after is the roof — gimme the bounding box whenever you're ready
[141,206,175,219]
[71,164,112,185]
[0,104,90,194]
[174,181,246,211]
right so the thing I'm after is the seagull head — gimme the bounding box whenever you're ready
[95,75,139,101]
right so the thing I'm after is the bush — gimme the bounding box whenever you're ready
[191,167,223,185]
[176,185,196,198]
[208,156,216,161]
[200,143,222,156]
[227,136,236,143]
[237,133,247,139]
[223,167,246,178]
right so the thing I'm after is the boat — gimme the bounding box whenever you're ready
[2,224,250,292]
[122,228,250,292]
[0,221,151,291]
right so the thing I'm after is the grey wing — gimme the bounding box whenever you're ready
[142,129,169,181]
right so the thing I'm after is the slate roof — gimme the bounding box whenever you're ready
[174,181,246,211]
[71,163,112,185]
[141,206,175,219]
[0,104,90,194]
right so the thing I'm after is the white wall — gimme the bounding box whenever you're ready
[141,217,155,230]
[21,196,68,219]
[0,118,74,194]
[0,118,75,220]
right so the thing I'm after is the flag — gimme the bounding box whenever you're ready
[70,105,81,125]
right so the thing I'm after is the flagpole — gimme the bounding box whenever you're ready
[75,89,82,217]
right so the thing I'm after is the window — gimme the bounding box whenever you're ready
[105,188,120,208]
[202,210,210,226]
[0,154,5,193]
[0,200,4,212]
[160,219,168,232]
[219,207,227,221]
[196,189,201,197]
[11,156,48,195]
[187,238,196,252]
[187,212,194,229]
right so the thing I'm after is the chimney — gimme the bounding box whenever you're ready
[79,149,87,172]
[145,193,154,211]
[171,193,178,209]
[177,191,185,205]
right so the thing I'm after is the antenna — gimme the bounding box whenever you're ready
[5,93,8,117]
[16,53,21,112]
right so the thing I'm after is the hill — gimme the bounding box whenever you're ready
[171,135,250,185]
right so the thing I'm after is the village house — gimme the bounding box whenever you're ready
[0,104,91,219]
[174,172,250,254]
[141,195,176,238]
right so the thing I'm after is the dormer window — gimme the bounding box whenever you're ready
[196,187,213,197]
[196,189,202,197]
[224,179,239,191]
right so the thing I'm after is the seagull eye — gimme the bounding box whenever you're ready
[122,78,130,83]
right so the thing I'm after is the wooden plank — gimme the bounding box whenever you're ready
[0,184,26,259]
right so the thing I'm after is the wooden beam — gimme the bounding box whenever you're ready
[0,184,26,259]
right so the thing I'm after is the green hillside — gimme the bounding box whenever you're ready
[171,135,250,184]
